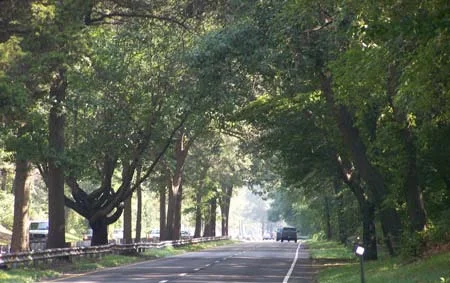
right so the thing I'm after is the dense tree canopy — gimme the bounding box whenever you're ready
[1,0,449,260]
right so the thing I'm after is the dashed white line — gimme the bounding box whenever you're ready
[194,268,201,271]
[179,273,187,277]
[158,281,168,283]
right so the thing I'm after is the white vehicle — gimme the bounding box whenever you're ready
[180,230,192,239]
[147,229,160,241]
[112,229,123,239]
[29,220,48,241]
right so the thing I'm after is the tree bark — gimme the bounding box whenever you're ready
[135,166,142,242]
[166,177,175,239]
[159,183,167,241]
[322,73,401,255]
[1,168,7,191]
[194,189,202,238]
[324,196,332,241]
[194,165,209,238]
[204,197,217,237]
[123,195,132,244]
[90,217,109,246]
[220,184,232,237]
[336,154,377,260]
[164,132,191,240]
[47,68,67,249]
[11,157,30,252]
[173,183,183,240]
[361,200,377,260]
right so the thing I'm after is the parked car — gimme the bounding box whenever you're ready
[280,226,297,243]
[29,220,48,241]
[147,229,160,241]
[180,230,192,239]
[263,232,273,240]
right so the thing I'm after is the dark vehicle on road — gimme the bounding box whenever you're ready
[276,228,282,241]
[280,226,297,242]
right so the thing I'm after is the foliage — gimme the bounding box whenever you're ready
[305,239,355,260]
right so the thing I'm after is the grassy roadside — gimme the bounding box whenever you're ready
[0,239,237,283]
[304,240,450,283]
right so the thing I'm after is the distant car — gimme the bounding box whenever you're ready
[180,230,191,239]
[280,227,297,243]
[147,229,160,241]
[276,228,282,241]
[29,220,48,241]
[263,232,273,240]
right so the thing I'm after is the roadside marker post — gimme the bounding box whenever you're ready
[355,245,365,283]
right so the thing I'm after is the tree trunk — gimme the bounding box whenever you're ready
[361,200,377,260]
[1,168,7,191]
[123,195,132,244]
[322,73,401,255]
[165,133,190,240]
[90,217,109,246]
[220,184,232,237]
[11,158,30,252]
[194,166,209,238]
[386,65,426,233]
[333,178,347,244]
[194,189,202,238]
[47,68,67,249]
[210,197,216,237]
[135,166,142,242]
[324,196,332,241]
[173,183,182,240]
[166,178,175,240]
[404,138,427,232]
[159,184,167,241]
[204,197,216,237]
[336,154,378,260]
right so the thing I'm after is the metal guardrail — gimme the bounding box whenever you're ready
[0,236,229,268]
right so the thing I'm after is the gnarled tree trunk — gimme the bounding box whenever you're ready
[323,73,401,255]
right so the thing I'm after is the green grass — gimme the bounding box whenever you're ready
[0,239,237,283]
[304,240,355,260]
[318,251,450,283]
[304,240,450,283]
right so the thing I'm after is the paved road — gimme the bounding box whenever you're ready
[45,241,317,283]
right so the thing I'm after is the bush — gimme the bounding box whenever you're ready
[400,230,426,258]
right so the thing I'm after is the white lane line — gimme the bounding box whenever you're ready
[194,268,201,271]
[215,260,220,263]
[158,281,168,283]
[179,273,187,277]
[205,263,211,267]
[283,242,301,283]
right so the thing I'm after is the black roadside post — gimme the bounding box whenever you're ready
[355,245,366,283]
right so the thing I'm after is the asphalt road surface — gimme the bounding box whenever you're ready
[45,241,318,283]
